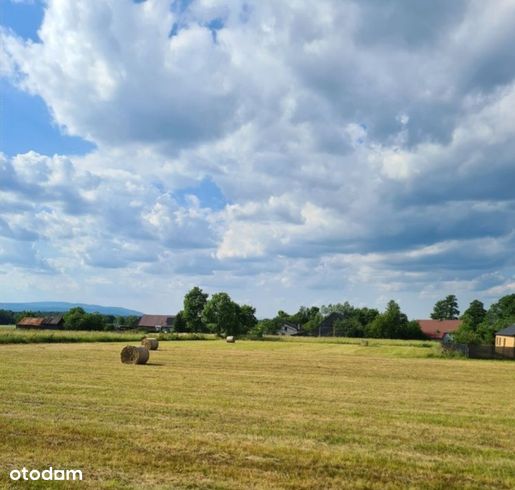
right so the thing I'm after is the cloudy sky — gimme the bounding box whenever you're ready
[1,0,515,317]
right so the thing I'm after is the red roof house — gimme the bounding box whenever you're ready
[416,319,462,340]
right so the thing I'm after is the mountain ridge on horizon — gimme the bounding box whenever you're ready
[0,301,143,316]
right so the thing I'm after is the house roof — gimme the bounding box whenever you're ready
[138,314,175,327]
[495,325,515,337]
[44,314,64,325]
[17,317,45,326]
[416,319,462,339]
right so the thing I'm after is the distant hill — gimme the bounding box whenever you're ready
[0,302,143,316]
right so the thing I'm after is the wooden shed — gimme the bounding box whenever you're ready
[16,315,64,330]
[16,317,46,329]
[494,325,515,359]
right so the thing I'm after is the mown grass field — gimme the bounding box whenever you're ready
[0,340,513,489]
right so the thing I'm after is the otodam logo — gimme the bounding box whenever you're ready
[10,467,83,482]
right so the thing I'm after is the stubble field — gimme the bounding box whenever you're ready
[0,339,513,489]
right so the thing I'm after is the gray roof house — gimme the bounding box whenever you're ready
[137,314,175,332]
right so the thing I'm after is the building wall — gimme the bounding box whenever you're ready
[495,335,515,358]
[495,335,515,347]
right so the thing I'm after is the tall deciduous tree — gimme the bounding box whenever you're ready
[238,304,258,334]
[366,300,424,339]
[202,292,241,337]
[183,287,208,332]
[63,307,105,331]
[430,295,459,320]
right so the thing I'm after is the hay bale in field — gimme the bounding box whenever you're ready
[226,336,235,343]
[141,338,159,350]
[121,345,149,364]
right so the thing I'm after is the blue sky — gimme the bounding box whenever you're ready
[2,0,515,318]
[0,0,95,156]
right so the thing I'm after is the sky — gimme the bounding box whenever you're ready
[1,0,515,318]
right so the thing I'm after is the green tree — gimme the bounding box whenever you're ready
[431,295,459,320]
[63,307,105,331]
[63,307,87,330]
[82,313,106,331]
[474,294,515,344]
[320,302,355,317]
[173,311,187,332]
[366,300,424,339]
[333,317,364,337]
[290,306,320,326]
[461,300,486,330]
[0,309,16,325]
[255,319,280,336]
[183,286,209,332]
[320,302,379,337]
[125,316,140,329]
[356,307,379,326]
[454,299,487,344]
[302,311,323,336]
[485,294,515,324]
[202,292,241,337]
[238,304,258,334]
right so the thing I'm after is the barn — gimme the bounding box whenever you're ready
[137,314,176,333]
[16,317,45,329]
[16,315,64,330]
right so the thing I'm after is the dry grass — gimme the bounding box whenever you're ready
[0,340,513,489]
[0,326,213,344]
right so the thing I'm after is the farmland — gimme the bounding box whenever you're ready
[0,339,513,489]
[0,326,212,344]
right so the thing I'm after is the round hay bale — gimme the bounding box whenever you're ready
[141,338,159,350]
[226,336,235,343]
[121,345,149,365]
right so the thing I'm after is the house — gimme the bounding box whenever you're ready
[137,314,175,333]
[416,319,462,341]
[16,315,64,330]
[318,312,345,336]
[494,325,515,359]
[278,322,300,336]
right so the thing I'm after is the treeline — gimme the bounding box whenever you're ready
[431,294,515,344]
[62,307,141,331]
[0,307,140,331]
[256,300,426,340]
[0,309,18,324]
[6,291,515,342]
[174,287,257,337]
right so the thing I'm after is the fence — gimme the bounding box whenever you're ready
[443,343,514,359]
